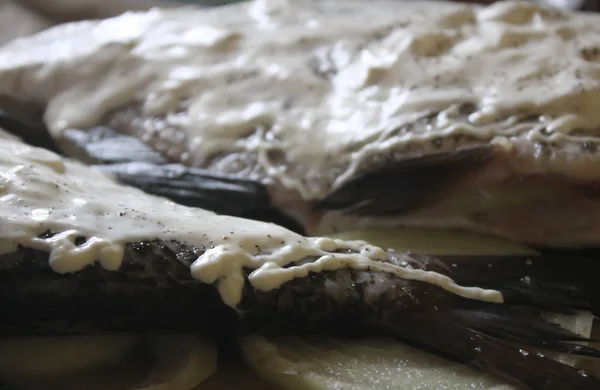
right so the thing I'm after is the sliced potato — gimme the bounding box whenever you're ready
[133,335,217,390]
[240,335,515,390]
[0,334,217,390]
[329,227,538,256]
[241,310,596,390]
[0,334,141,376]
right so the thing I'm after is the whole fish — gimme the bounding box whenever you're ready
[1,132,600,389]
[4,0,600,247]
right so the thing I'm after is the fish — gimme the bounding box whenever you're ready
[0,132,600,390]
[2,0,600,248]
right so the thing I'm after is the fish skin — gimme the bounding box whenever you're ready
[0,98,56,153]
[0,239,234,336]
[97,161,304,231]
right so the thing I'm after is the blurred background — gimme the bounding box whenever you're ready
[0,0,599,46]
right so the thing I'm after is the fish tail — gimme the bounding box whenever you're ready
[315,145,496,216]
[0,97,57,152]
[389,314,600,390]
[377,252,600,389]
[438,253,600,315]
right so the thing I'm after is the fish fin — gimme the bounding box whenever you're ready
[97,162,305,233]
[60,126,304,231]
[448,303,600,356]
[61,127,168,165]
[0,97,59,153]
[314,146,495,216]
[438,254,600,315]
[98,162,270,214]
[392,314,600,390]
[385,252,600,388]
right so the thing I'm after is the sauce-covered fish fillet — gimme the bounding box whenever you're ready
[1,134,600,389]
[1,0,600,247]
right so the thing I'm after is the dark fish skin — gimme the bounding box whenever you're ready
[97,161,305,234]
[0,98,58,154]
[0,240,235,336]
[314,145,497,216]
[2,239,600,389]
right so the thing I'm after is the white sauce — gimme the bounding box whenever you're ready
[1,0,600,200]
[0,128,21,141]
[0,138,501,306]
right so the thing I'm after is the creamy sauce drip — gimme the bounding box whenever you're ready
[1,1,600,199]
[0,138,501,306]
[0,128,20,141]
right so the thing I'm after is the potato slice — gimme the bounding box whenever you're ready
[330,227,538,256]
[0,334,217,390]
[0,334,141,377]
[240,335,515,390]
[241,310,596,390]
[133,335,217,390]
